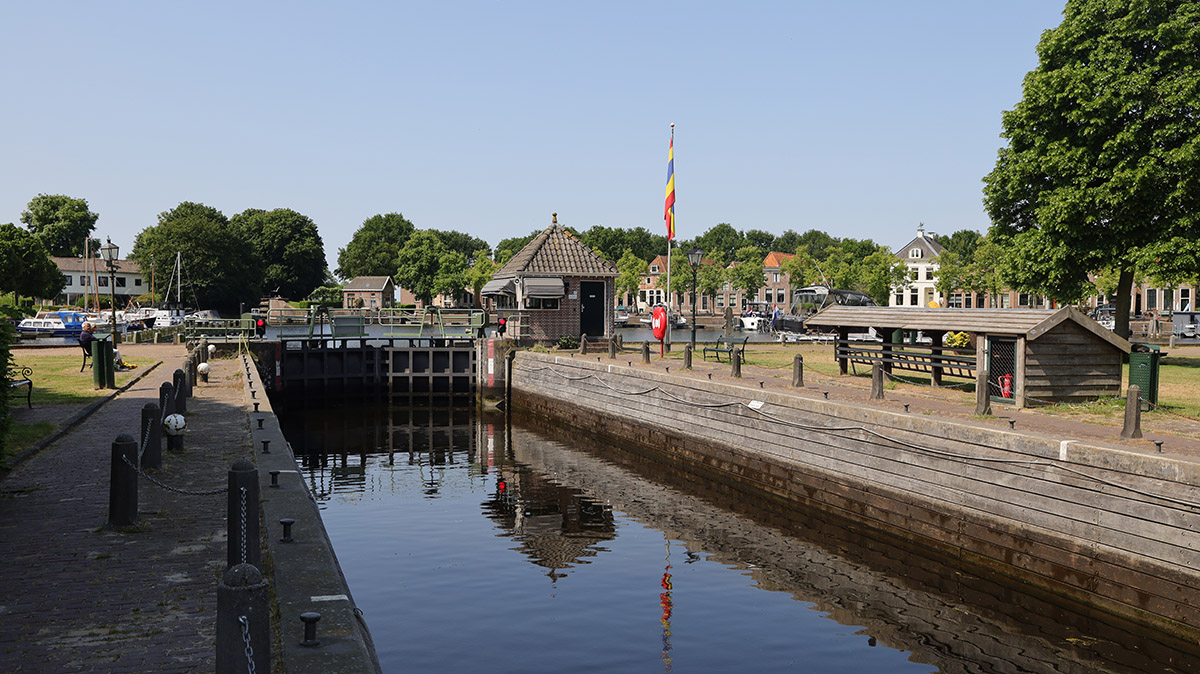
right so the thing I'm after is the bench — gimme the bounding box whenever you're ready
[702,335,749,363]
[8,366,33,408]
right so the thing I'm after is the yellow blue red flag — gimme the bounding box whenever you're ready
[664,136,676,241]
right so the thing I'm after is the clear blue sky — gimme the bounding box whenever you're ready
[0,2,1065,271]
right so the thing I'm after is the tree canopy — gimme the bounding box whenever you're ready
[130,202,259,312]
[983,0,1200,337]
[395,230,450,304]
[230,208,328,300]
[335,213,416,280]
[20,194,99,257]
[0,222,65,299]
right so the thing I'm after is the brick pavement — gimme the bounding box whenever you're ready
[0,344,253,673]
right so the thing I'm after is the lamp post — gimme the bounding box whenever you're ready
[687,247,702,349]
[99,238,119,344]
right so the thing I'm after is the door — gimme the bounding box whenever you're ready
[987,336,1017,402]
[580,281,606,337]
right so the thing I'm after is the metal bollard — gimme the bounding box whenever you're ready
[269,470,281,488]
[173,369,187,414]
[683,344,693,370]
[216,563,271,673]
[299,612,322,647]
[227,460,261,570]
[280,518,295,542]
[108,434,138,527]
[871,363,884,400]
[792,353,804,387]
[1121,384,1143,439]
[141,402,162,470]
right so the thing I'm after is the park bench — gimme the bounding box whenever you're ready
[702,335,749,363]
[7,365,33,409]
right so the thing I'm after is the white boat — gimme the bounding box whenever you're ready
[613,307,630,328]
[17,310,91,338]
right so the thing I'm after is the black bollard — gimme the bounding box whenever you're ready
[269,470,281,488]
[141,402,162,470]
[216,563,271,674]
[299,612,322,647]
[160,381,176,417]
[108,434,139,527]
[280,518,295,542]
[173,369,187,414]
[227,460,261,570]
[792,354,804,388]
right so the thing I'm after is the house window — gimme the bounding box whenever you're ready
[63,274,72,286]
[923,267,933,281]
[894,293,904,306]
[98,276,108,287]
[776,290,785,304]
[910,248,923,258]
[1181,288,1191,311]
[525,297,559,310]
[1146,289,1157,310]
[772,273,780,283]
[999,294,1011,308]
[135,279,142,287]
[493,295,516,309]
[80,276,88,286]
[650,265,659,274]
[116,277,126,288]
[948,293,963,308]
[909,290,918,306]
[965,294,973,308]
[1164,288,1173,310]
[716,296,724,308]
[1018,293,1030,306]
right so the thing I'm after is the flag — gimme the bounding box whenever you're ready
[664,136,676,241]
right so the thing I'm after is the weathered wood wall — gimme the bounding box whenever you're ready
[511,350,1200,644]
[1025,321,1124,404]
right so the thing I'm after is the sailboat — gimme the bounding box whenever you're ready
[125,252,190,328]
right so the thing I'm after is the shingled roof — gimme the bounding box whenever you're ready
[494,216,617,278]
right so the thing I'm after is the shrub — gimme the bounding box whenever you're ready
[556,335,580,350]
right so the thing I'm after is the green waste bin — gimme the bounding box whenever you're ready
[1129,345,1165,411]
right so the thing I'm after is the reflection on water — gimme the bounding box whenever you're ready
[279,400,1200,674]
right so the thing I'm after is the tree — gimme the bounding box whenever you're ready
[230,208,328,300]
[433,250,468,304]
[933,229,984,260]
[395,230,449,304]
[742,229,776,261]
[858,249,911,306]
[727,246,765,302]
[20,194,99,257]
[983,0,1200,338]
[0,223,65,299]
[463,250,496,309]
[130,202,259,312]
[435,230,490,263]
[694,223,745,263]
[697,250,728,305]
[779,246,817,291]
[794,229,839,263]
[335,213,415,280]
[615,249,647,308]
[494,231,539,265]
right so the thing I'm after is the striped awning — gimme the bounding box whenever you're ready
[481,278,516,295]
[523,277,565,298]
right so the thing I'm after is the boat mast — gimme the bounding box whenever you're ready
[175,252,181,304]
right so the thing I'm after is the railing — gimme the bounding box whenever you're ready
[262,307,489,340]
[836,340,977,379]
[184,317,255,341]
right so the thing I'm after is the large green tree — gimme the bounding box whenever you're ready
[694,223,745,263]
[463,250,496,309]
[0,223,65,299]
[335,213,416,280]
[395,230,450,304]
[20,194,99,257]
[727,246,766,301]
[983,0,1200,338]
[130,202,259,312]
[615,249,647,308]
[230,208,328,300]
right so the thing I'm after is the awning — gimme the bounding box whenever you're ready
[480,278,516,295]
[523,277,565,298]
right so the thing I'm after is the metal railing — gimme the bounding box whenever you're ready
[261,306,490,340]
[184,317,256,341]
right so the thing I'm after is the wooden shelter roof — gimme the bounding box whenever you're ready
[805,306,1132,353]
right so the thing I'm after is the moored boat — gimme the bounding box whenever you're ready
[17,310,91,338]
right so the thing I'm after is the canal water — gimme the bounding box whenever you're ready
[280,401,1198,674]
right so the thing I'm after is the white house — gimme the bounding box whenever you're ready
[890,225,945,308]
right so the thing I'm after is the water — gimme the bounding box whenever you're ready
[281,402,1200,674]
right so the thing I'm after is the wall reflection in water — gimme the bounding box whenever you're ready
[278,399,1200,674]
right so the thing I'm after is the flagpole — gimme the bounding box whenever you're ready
[665,123,674,347]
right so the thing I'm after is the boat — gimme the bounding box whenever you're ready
[17,310,91,338]
[774,285,878,337]
[738,302,775,332]
[639,304,687,327]
[613,306,630,328]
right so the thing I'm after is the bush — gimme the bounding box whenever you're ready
[556,335,580,350]
[946,331,971,348]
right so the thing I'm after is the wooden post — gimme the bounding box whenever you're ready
[731,348,742,378]
[1122,384,1143,439]
[975,367,991,416]
[837,327,849,375]
[792,353,804,388]
[929,330,945,387]
[871,362,884,400]
[684,344,693,370]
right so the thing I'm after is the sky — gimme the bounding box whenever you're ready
[0,2,1067,273]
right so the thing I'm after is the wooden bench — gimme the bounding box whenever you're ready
[8,366,33,408]
[702,335,749,363]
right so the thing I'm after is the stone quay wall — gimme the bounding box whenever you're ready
[509,350,1200,643]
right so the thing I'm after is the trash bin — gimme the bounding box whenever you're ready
[1129,344,1165,411]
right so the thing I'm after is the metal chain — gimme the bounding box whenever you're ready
[240,487,248,565]
[140,415,153,460]
[120,454,228,496]
[1142,397,1200,423]
[238,615,257,674]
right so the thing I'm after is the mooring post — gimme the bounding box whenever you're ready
[159,381,175,417]
[141,402,162,470]
[173,369,187,413]
[871,362,885,400]
[975,368,991,416]
[199,339,209,364]
[792,353,804,388]
[641,343,650,364]
[683,344,693,370]
[608,338,617,359]
[216,563,271,674]
[227,460,261,570]
[578,334,587,354]
[731,349,742,378]
[1122,384,1143,439]
[108,434,138,527]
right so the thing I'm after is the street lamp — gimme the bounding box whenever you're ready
[99,238,119,343]
[687,247,703,349]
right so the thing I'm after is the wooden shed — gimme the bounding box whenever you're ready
[805,306,1132,408]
